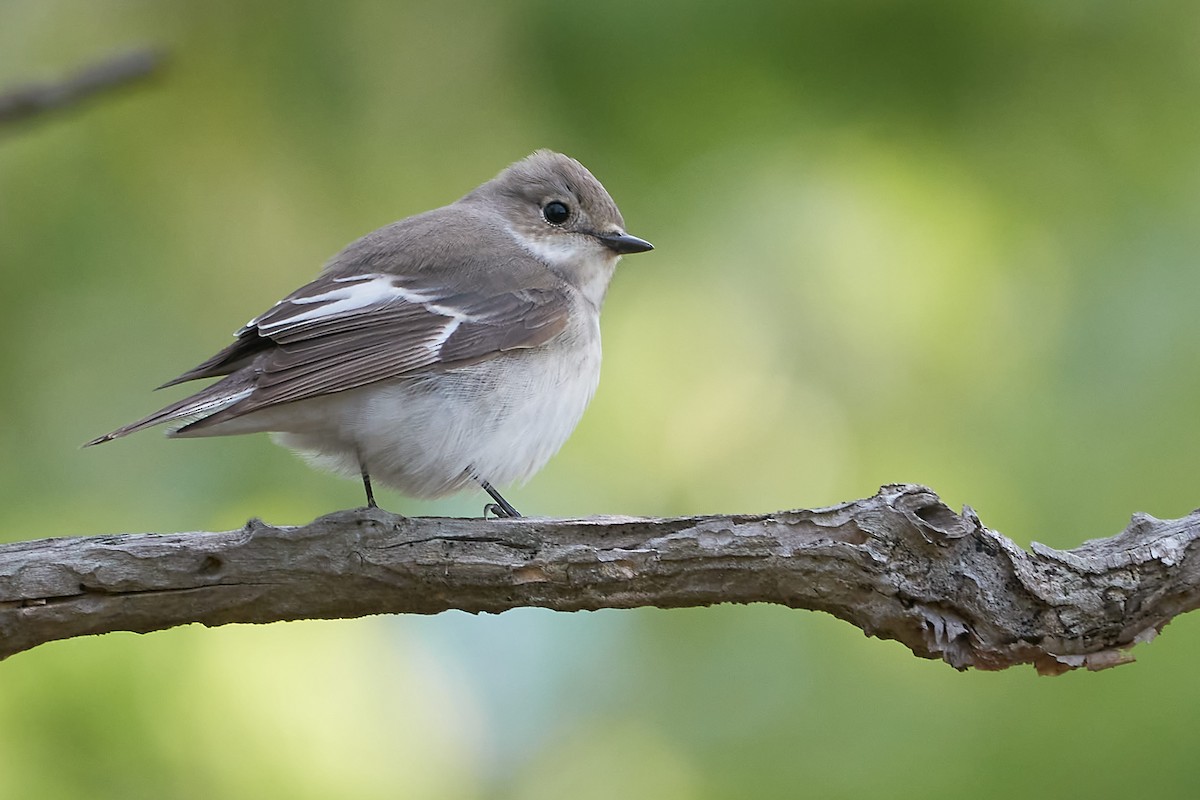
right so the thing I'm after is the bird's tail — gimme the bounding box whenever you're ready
[83,374,254,446]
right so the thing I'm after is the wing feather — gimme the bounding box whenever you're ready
[174,270,571,430]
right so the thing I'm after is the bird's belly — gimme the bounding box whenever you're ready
[272,337,602,498]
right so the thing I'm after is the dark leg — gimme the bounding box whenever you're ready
[361,467,378,509]
[478,479,522,518]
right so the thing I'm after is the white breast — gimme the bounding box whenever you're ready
[268,308,603,499]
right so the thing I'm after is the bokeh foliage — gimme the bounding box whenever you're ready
[3,1,1200,797]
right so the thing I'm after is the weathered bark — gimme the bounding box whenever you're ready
[2,484,1197,673]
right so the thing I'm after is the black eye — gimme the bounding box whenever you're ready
[542,201,570,225]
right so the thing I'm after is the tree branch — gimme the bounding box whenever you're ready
[3,484,1198,673]
[0,48,165,127]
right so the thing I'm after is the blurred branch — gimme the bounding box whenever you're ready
[2,483,1198,673]
[0,48,165,127]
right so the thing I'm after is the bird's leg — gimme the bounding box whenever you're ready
[478,479,522,518]
[360,465,378,509]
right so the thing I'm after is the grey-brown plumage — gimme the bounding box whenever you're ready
[86,150,653,515]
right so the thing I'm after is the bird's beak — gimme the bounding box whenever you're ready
[598,231,654,255]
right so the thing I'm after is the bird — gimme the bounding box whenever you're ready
[86,150,653,517]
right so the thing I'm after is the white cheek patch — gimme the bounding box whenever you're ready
[520,237,581,266]
[508,226,594,267]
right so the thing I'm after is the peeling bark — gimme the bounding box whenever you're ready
[2,484,1198,673]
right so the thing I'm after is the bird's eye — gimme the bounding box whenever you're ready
[542,201,570,225]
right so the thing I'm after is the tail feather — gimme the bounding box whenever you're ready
[84,375,254,446]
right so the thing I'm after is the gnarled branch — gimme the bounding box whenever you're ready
[2,483,1198,673]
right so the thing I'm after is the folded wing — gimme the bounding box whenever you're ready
[87,271,570,443]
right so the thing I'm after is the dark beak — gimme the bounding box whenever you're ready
[598,231,654,255]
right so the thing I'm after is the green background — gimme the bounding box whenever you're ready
[3,1,1200,797]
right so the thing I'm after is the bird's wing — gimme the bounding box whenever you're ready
[182,271,571,423]
[77,268,571,444]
